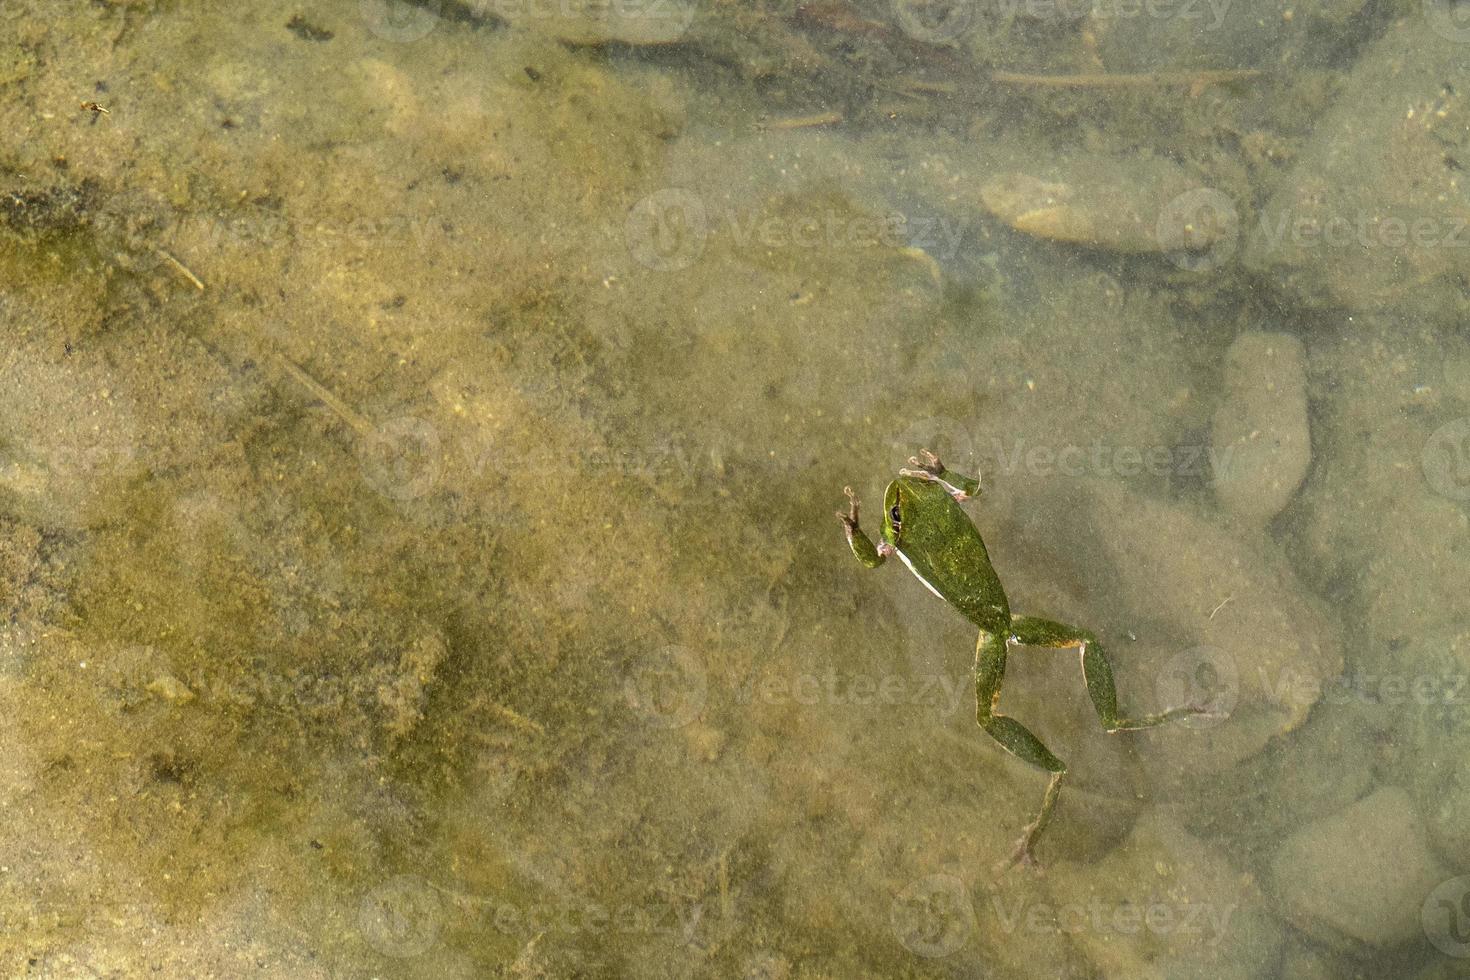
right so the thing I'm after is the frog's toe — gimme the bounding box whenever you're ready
[994,837,1045,877]
[1147,701,1228,728]
[907,449,944,474]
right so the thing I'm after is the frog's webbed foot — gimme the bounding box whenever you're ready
[900,448,976,502]
[996,834,1044,877]
[1115,700,1222,731]
[992,768,1064,877]
[1181,702,1229,723]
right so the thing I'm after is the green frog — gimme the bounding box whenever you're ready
[838,450,1208,868]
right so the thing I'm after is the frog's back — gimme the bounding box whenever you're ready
[893,478,1010,632]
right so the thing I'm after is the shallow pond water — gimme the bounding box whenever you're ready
[2,1,1469,977]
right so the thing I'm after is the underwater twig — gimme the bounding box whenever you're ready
[897,78,958,95]
[483,698,545,736]
[509,932,548,975]
[152,246,204,291]
[718,850,731,922]
[990,69,1264,91]
[898,245,943,287]
[265,351,375,438]
[762,111,844,130]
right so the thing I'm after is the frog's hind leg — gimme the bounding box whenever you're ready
[1008,616,1205,732]
[973,630,1066,870]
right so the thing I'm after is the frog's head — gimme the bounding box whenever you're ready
[881,475,952,552]
[879,478,911,550]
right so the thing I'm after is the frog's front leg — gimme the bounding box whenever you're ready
[837,486,892,568]
[899,448,981,501]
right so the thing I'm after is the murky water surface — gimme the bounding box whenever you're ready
[3,1,1470,976]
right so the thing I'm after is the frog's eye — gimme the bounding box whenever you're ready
[889,503,902,532]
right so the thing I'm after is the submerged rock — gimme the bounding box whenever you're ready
[979,153,1230,257]
[1020,481,1342,782]
[1242,17,1470,324]
[1085,0,1364,73]
[1398,626,1470,870]
[1291,318,1470,651]
[1211,331,1311,525]
[1047,811,1282,980]
[1269,786,1449,949]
